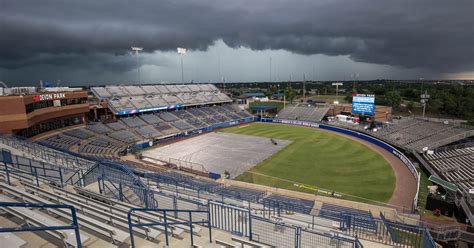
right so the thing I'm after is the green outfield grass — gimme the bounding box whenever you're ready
[221,122,396,203]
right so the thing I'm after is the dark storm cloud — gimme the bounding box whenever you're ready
[1,0,473,73]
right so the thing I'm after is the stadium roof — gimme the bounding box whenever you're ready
[243,92,265,97]
[273,93,284,97]
[250,105,277,111]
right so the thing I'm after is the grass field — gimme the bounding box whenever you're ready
[221,122,396,203]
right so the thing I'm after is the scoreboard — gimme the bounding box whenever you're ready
[352,94,375,116]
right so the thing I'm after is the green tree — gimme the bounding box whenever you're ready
[385,91,402,109]
[265,86,276,97]
[284,86,297,104]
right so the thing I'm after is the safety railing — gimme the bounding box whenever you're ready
[0,201,82,248]
[1,149,69,187]
[127,207,212,247]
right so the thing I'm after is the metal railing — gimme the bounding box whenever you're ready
[1,149,69,187]
[127,207,211,247]
[0,201,82,248]
[0,135,94,170]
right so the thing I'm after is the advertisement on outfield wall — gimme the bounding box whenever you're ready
[352,94,375,116]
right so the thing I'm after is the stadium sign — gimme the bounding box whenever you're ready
[352,94,375,116]
[33,93,66,102]
[117,104,182,115]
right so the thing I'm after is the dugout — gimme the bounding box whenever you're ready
[426,175,457,217]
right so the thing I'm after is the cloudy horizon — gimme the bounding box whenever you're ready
[1,0,473,86]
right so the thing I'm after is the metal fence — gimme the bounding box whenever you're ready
[342,212,436,248]
[251,215,298,247]
[1,149,69,187]
[250,215,362,248]
[0,135,94,170]
[300,229,358,248]
[0,201,82,248]
[209,200,251,237]
[127,207,212,248]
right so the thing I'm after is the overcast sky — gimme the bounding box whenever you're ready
[1,0,473,86]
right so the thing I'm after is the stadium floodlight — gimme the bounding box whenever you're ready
[177,47,187,55]
[177,47,187,83]
[332,82,343,96]
[131,47,143,53]
[131,47,143,85]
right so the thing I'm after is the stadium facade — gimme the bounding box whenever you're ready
[0,87,88,137]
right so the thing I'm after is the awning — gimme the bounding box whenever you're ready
[429,175,459,192]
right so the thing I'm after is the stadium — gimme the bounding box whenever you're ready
[0,81,473,248]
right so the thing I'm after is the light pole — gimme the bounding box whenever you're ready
[332,82,343,97]
[351,73,359,91]
[177,47,187,83]
[421,90,430,119]
[303,73,306,100]
[269,57,272,82]
[131,47,143,84]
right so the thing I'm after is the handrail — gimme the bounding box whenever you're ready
[127,207,212,248]
[0,201,82,248]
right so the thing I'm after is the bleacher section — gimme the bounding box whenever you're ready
[319,203,377,232]
[91,84,232,114]
[42,134,81,150]
[37,104,253,160]
[423,145,474,193]
[261,194,315,215]
[329,118,474,152]
[277,105,330,122]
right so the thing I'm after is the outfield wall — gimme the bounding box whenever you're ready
[260,118,420,212]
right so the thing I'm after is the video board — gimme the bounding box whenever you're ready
[352,94,375,115]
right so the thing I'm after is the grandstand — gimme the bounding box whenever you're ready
[373,118,474,152]
[277,105,330,122]
[37,105,253,160]
[328,117,474,153]
[423,144,474,198]
[34,84,253,161]
[91,84,231,115]
[0,134,439,247]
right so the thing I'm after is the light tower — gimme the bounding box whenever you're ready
[131,47,143,84]
[177,47,187,83]
[421,90,430,119]
[269,57,272,82]
[332,82,343,96]
[351,73,359,91]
